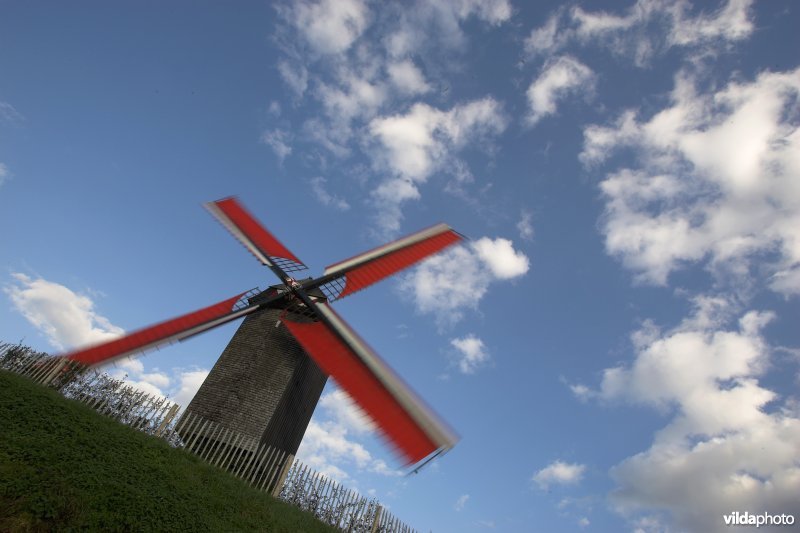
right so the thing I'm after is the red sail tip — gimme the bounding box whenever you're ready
[282,304,457,466]
[207,197,306,270]
[322,224,463,300]
[62,293,251,367]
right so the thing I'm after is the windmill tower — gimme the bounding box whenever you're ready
[62,197,462,469]
[185,286,328,457]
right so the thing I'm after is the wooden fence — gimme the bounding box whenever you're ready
[280,460,415,532]
[169,409,294,496]
[0,342,417,532]
[0,342,181,437]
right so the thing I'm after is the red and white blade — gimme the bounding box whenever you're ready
[283,302,458,466]
[321,223,462,300]
[206,197,306,272]
[61,292,259,367]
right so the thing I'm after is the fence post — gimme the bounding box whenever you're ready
[242,443,266,484]
[210,428,233,466]
[233,437,259,478]
[371,504,383,533]
[186,417,210,452]
[220,432,244,471]
[272,454,294,498]
[19,352,42,376]
[256,449,282,490]
[199,421,223,460]
[38,358,65,386]
[155,403,180,437]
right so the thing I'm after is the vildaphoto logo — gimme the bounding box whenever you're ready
[723,511,795,527]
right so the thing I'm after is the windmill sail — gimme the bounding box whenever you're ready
[205,197,307,273]
[314,223,463,300]
[283,301,457,465]
[64,291,265,367]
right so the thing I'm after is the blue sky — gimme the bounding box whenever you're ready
[1,1,799,531]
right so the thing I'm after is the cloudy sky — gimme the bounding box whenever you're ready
[1,1,798,531]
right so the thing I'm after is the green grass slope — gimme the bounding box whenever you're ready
[0,370,336,532]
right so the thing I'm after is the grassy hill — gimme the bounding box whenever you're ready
[0,370,336,532]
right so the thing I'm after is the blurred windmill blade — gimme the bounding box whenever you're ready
[205,197,307,273]
[61,289,268,367]
[312,223,463,301]
[282,301,458,467]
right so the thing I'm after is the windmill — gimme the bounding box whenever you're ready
[61,196,462,469]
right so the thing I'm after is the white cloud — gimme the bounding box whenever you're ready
[302,454,351,483]
[288,0,370,55]
[113,357,145,375]
[310,177,350,211]
[579,110,640,167]
[302,118,352,158]
[291,64,388,153]
[400,237,529,327]
[454,493,470,511]
[102,353,209,406]
[278,60,308,97]
[371,178,422,236]
[384,0,511,57]
[569,383,592,402]
[571,1,663,50]
[297,419,399,481]
[123,379,166,397]
[141,371,170,389]
[319,389,375,434]
[384,29,414,59]
[261,129,292,162]
[533,460,586,489]
[387,60,431,96]
[524,11,564,56]
[317,73,386,125]
[3,272,214,407]
[170,368,210,408]
[370,98,506,181]
[274,1,512,237]
[517,211,534,241]
[578,517,590,528]
[453,0,511,25]
[0,101,23,122]
[297,420,371,483]
[268,101,281,116]
[582,68,800,293]
[472,237,530,279]
[105,363,172,399]
[592,299,800,532]
[444,97,508,146]
[296,386,400,483]
[4,273,124,351]
[451,335,490,374]
[370,104,444,182]
[668,0,753,47]
[525,0,754,66]
[630,515,668,533]
[599,299,772,414]
[369,98,506,235]
[526,56,594,126]
[0,162,8,187]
